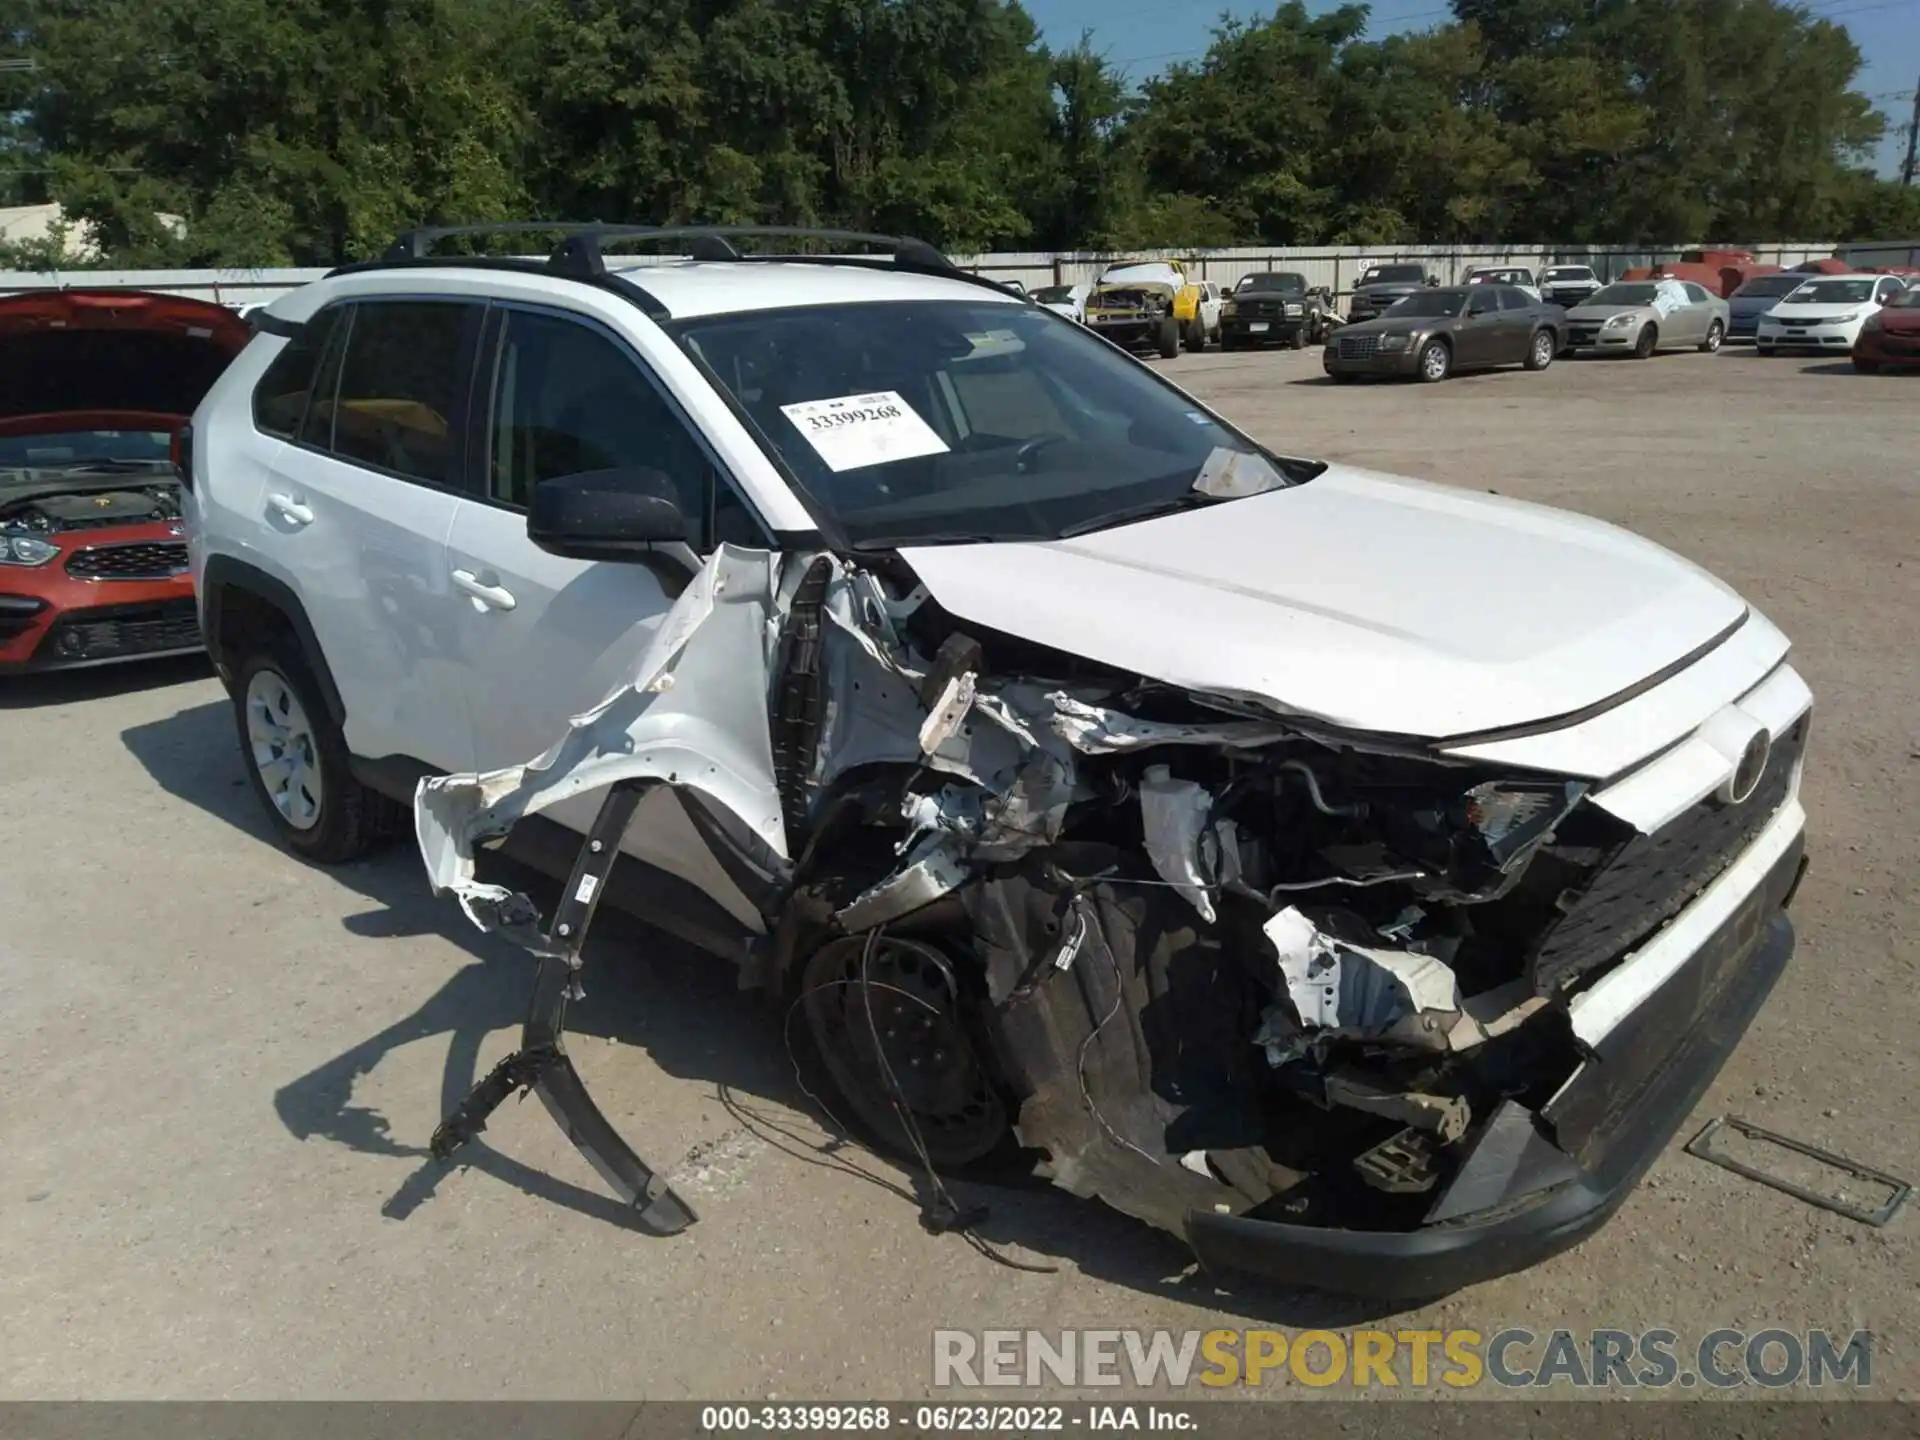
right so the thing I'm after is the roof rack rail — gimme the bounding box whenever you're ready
[353,222,1023,312]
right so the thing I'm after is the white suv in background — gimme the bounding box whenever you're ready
[185,224,1812,1297]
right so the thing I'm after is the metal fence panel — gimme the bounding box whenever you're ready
[0,242,1844,308]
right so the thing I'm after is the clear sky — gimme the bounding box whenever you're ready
[1022,0,1919,179]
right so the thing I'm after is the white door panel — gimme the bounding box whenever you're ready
[268,445,472,769]
[446,501,676,773]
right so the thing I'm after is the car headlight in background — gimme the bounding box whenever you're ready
[1,533,59,566]
[1378,333,1411,351]
[1604,313,1637,328]
[1859,314,1883,332]
[1825,312,1859,325]
[1222,300,1237,316]
[1284,303,1303,316]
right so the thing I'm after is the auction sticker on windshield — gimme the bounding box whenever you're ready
[780,390,949,472]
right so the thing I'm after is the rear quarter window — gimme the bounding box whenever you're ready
[251,310,339,439]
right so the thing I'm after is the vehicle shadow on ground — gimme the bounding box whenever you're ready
[121,696,1413,1326]
[1796,361,1872,377]
[0,651,212,710]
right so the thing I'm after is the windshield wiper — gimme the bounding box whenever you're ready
[60,458,170,473]
[1054,491,1218,539]
[848,531,1030,551]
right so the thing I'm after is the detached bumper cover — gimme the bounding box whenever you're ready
[1186,831,1804,1298]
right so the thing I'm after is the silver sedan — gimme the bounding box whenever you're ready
[1563,280,1731,358]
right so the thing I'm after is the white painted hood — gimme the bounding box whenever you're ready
[1765,300,1877,322]
[899,466,1749,740]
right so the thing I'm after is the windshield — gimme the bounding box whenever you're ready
[1784,279,1875,304]
[1544,268,1594,282]
[1238,273,1306,294]
[1384,289,1468,318]
[1470,270,1524,283]
[1733,275,1807,299]
[1888,288,1920,309]
[0,428,173,469]
[672,300,1314,548]
[1032,286,1074,304]
[1588,283,1659,307]
[1361,265,1426,285]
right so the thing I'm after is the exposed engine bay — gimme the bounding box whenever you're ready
[0,475,183,533]
[413,544,1800,1258]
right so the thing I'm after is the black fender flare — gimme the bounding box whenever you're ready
[199,553,347,729]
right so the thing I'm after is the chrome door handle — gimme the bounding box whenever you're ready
[266,493,313,525]
[450,568,517,611]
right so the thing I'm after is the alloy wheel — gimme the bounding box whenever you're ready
[246,667,324,831]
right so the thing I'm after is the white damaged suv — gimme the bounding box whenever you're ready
[185,225,1811,1296]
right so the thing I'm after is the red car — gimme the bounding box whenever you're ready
[1853,285,1920,373]
[0,289,251,673]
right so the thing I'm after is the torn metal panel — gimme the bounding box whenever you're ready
[833,835,972,930]
[1138,765,1218,922]
[1048,693,1295,755]
[1259,905,1480,1058]
[415,546,790,938]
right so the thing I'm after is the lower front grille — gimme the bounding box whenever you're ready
[1569,326,1600,345]
[1528,715,1808,995]
[1337,334,1381,360]
[65,540,190,581]
[33,597,201,665]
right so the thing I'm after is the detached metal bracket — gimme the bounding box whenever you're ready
[1685,1116,1910,1228]
[430,779,698,1236]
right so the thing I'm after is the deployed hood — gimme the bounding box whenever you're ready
[899,466,1747,740]
[0,289,253,426]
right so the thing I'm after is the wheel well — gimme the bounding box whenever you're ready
[201,559,346,727]
[214,585,298,673]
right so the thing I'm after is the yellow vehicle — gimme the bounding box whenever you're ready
[1083,260,1220,357]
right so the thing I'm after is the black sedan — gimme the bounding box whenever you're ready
[1323,285,1566,383]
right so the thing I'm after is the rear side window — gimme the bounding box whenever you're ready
[1497,288,1531,311]
[1468,288,1499,315]
[322,300,480,486]
[1681,283,1712,303]
[251,310,339,439]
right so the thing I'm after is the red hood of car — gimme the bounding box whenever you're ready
[0,289,252,427]
[1876,306,1920,332]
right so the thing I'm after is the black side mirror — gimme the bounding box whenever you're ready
[528,467,700,592]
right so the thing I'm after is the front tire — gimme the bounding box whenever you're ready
[1524,328,1556,371]
[1854,357,1880,373]
[1416,338,1451,383]
[1633,324,1658,359]
[1699,319,1725,353]
[1157,315,1181,359]
[793,933,1018,1173]
[1756,341,1776,357]
[230,645,399,863]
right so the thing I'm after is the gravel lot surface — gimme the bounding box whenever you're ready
[3,344,1914,1400]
